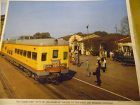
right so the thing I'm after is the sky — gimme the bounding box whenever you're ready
[4,0,128,39]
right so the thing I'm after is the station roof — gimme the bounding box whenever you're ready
[117,37,131,43]
[4,38,69,46]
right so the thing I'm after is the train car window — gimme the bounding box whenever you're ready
[20,50,23,55]
[17,49,19,54]
[63,52,68,60]
[27,51,31,58]
[11,51,13,55]
[15,49,17,53]
[23,50,27,57]
[32,52,37,60]
[53,50,58,58]
[41,53,47,61]
[19,50,21,54]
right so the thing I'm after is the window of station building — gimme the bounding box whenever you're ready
[63,52,68,60]
[23,50,27,57]
[53,50,58,58]
[20,50,23,55]
[32,52,37,60]
[27,51,31,58]
[41,53,47,61]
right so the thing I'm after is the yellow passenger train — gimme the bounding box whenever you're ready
[0,38,69,82]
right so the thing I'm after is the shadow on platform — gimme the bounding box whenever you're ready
[40,70,76,84]
[59,70,76,83]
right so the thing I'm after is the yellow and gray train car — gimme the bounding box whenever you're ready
[0,39,69,82]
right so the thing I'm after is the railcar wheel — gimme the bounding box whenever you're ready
[34,74,39,81]
[38,78,46,84]
[46,77,51,84]
[27,71,32,77]
[53,80,59,85]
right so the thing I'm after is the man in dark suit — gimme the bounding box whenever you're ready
[93,62,101,86]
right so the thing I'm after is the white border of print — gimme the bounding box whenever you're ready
[0,0,140,105]
[126,0,140,96]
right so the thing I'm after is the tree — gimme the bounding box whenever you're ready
[94,31,108,36]
[120,16,130,35]
[33,32,51,39]
[19,35,33,39]
[83,37,101,56]
[76,32,83,35]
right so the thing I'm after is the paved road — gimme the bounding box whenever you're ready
[0,55,139,100]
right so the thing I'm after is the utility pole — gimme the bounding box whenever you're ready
[86,25,89,34]
[115,24,118,33]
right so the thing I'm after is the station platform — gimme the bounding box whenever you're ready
[69,55,140,100]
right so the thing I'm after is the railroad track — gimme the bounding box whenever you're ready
[0,60,123,100]
[0,69,16,98]
[13,64,85,99]
[8,61,69,99]
[42,83,94,100]
[13,64,66,99]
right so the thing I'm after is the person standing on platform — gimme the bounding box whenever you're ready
[93,62,101,86]
[101,57,106,72]
[74,49,79,65]
[97,56,101,63]
[104,51,107,59]
[85,60,91,77]
[110,51,114,60]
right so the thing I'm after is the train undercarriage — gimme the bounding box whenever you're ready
[0,54,70,84]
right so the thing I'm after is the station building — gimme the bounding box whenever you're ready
[69,34,100,55]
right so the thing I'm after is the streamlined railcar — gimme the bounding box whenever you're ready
[1,39,69,83]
